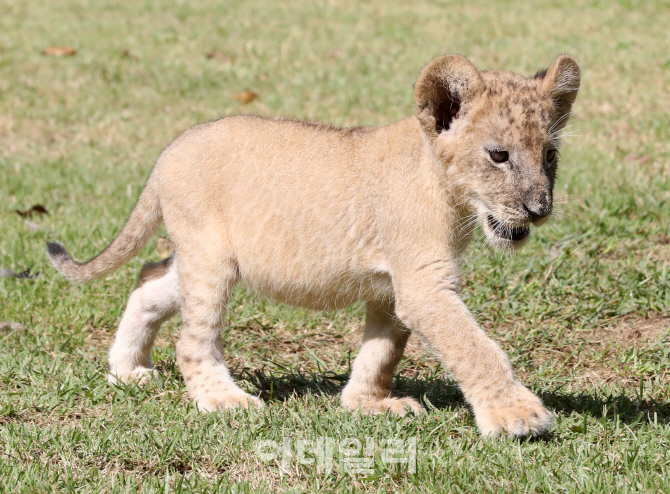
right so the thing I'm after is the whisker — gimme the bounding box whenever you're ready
[550,122,581,138]
[548,111,579,135]
[454,215,480,239]
[467,232,490,267]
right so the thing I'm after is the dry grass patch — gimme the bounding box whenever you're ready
[591,313,670,347]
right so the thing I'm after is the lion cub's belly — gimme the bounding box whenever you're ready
[232,229,394,310]
[239,262,394,311]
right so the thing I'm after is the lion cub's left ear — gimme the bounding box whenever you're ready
[536,55,581,127]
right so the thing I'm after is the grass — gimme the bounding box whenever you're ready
[1,0,669,492]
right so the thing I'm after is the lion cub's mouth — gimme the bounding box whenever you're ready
[487,214,530,242]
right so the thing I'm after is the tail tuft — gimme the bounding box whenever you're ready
[47,242,68,260]
[46,241,85,282]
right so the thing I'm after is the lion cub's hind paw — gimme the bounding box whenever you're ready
[195,388,264,412]
[477,403,553,438]
[344,396,425,417]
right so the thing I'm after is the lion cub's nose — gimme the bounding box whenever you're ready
[523,192,551,221]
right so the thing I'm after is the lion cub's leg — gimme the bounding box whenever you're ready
[108,256,180,384]
[341,301,424,416]
[176,255,262,412]
[395,283,553,438]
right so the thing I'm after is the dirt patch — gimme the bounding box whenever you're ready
[588,313,670,347]
[650,240,670,262]
[565,314,668,388]
[491,312,670,389]
[85,326,114,350]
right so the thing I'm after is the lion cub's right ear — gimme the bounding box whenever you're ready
[536,55,581,132]
[414,55,485,139]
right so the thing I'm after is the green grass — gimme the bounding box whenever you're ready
[1,0,669,492]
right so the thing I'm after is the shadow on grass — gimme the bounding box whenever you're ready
[541,389,670,425]
[239,368,348,402]
[237,367,464,411]
[236,367,670,426]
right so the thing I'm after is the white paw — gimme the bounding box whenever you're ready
[342,395,424,417]
[107,366,159,385]
[474,385,553,437]
[195,387,264,412]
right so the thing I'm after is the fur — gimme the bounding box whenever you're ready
[48,54,580,437]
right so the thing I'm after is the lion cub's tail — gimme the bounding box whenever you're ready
[47,171,162,283]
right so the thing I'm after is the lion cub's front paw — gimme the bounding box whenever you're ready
[342,395,424,417]
[195,387,264,412]
[107,366,159,386]
[474,385,553,438]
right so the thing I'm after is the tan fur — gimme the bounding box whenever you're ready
[48,54,580,437]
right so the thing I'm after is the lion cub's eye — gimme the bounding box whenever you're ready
[488,150,509,163]
[546,148,557,163]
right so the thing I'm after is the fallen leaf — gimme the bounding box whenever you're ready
[24,220,44,232]
[326,51,344,59]
[206,51,234,62]
[156,237,174,259]
[42,46,77,57]
[234,91,258,104]
[0,267,40,279]
[623,153,652,165]
[120,49,138,60]
[0,321,25,332]
[549,243,562,260]
[16,204,49,217]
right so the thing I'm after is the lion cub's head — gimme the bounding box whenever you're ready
[415,54,580,249]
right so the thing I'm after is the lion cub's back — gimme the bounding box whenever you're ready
[158,116,393,309]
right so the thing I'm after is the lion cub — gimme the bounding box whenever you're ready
[48,54,579,437]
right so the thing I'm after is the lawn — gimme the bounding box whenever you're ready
[1,0,669,492]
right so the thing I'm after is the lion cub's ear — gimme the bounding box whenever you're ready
[414,55,485,138]
[536,55,581,129]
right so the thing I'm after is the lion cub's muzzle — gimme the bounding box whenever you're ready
[486,214,531,242]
